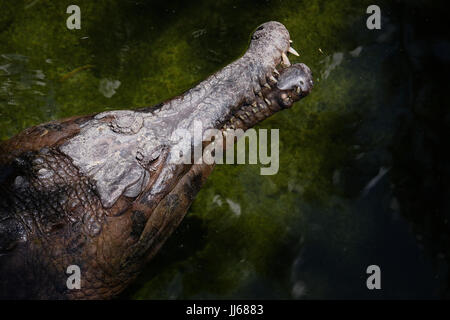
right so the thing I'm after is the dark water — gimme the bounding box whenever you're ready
[1,0,449,299]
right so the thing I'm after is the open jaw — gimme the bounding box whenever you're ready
[220,62,313,132]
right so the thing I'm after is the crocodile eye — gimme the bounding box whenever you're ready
[256,26,264,31]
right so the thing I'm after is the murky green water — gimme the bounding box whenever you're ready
[1,0,449,299]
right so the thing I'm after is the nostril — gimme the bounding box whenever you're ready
[299,80,304,86]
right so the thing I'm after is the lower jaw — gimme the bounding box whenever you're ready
[220,63,299,132]
[221,87,293,132]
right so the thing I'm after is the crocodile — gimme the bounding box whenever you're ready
[0,21,313,299]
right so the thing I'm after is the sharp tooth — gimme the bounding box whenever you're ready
[245,111,251,117]
[289,40,293,43]
[264,83,271,89]
[252,101,257,107]
[239,115,246,120]
[257,91,263,98]
[282,52,291,66]
[273,69,280,75]
[296,86,301,94]
[264,98,271,105]
[288,47,299,56]
[269,76,277,83]
[252,108,258,113]
[231,116,236,122]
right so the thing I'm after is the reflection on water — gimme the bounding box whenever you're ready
[0,0,449,299]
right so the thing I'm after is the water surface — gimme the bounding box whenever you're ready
[1,0,449,299]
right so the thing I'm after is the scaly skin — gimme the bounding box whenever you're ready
[0,21,313,299]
